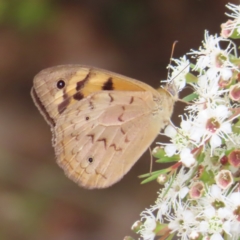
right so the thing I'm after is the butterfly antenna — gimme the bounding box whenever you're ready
[171,63,190,81]
[168,40,191,82]
[167,40,178,81]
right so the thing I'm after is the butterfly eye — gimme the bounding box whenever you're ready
[57,79,65,89]
[88,157,93,163]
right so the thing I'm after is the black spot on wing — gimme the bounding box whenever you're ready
[108,93,114,102]
[88,157,93,163]
[110,143,122,152]
[76,72,90,91]
[58,70,92,115]
[97,138,107,149]
[129,96,134,104]
[58,90,70,114]
[102,77,113,90]
[73,91,84,101]
[87,134,94,142]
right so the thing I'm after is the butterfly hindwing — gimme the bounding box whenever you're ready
[54,90,164,188]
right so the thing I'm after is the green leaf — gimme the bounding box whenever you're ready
[140,169,169,184]
[232,118,240,134]
[197,152,205,164]
[139,168,168,178]
[155,155,179,163]
[152,147,179,163]
[185,72,198,84]
[229,26,240,39]
[229,55,240,66]
[141,173,160,184]
[200,169,215,184]
[182,92,198,102]
[189,63,196,69]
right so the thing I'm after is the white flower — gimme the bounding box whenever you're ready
[139,210,157,240]
[162,119,195,157]
[164,144,177,157]
[189,31,237,78]
[163,125,178,156]
[193,105,232,154]
[164,124,177,137]
[167,55,190,90]
[228,191,240,238]
[225,3,240,35]
[229,221,240,240]
[201,148,221,173]
[226,3,240,20]
[152,198,170,223]
[229,191,240,207]
[158,168,191,205]
[166,200,196,239]
[196,185,234,237]
[191,74,227,108]
[133,4,240,240]
[180,148,196,167]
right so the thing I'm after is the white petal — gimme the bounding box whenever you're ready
[221,68,232,80]
[190,126,204,143]
[218,207,232,219]
[204,206,215,218]
[230,221,240,235]
[215,105,230,118]
[199,221,209,233]
[164,144,177,157]
[222,220,231,235]
[168,220,178,230]
[229,192,240,205]
[183,210,195,222]
[210,185,221,198]
[210,134,222,149]
[180,120,192,132]
[179,187,189,199]
[206,68,218,80]
[210,233,223,240]
[164,125,177,137]
[180,148,196,167]
[220,122,232,134]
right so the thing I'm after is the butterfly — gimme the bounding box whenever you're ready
[31,65,177,189]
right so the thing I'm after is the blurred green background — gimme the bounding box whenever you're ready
[0,0,236,239]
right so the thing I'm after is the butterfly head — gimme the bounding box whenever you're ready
[164,81,179,102]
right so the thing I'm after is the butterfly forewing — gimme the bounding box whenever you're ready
[31,65,175,189]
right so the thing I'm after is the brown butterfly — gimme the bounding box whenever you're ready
[31,65,176,189]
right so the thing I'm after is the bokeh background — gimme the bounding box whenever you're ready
[0,0,238,239]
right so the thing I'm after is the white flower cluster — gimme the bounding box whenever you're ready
[132,3,240,240]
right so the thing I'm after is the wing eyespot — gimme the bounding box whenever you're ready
[88,157,93,163]
[57,79,65,89]
[85,116,90,121]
